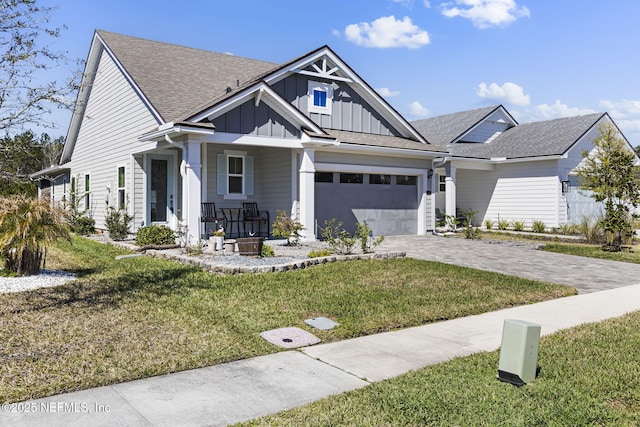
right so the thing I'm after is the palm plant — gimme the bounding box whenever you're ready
[0,195,70,276]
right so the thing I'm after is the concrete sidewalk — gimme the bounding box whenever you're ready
[4,284,640,427]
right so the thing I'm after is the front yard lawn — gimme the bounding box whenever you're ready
[544,241,640,263]
[1,236,574,403]
[245,310,640,426]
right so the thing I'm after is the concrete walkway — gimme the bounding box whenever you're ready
[5,235,640,426]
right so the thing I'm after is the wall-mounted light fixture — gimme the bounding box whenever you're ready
[561,180,570,194]
[428,169,434,178]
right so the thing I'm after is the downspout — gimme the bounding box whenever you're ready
[431,157,451,235]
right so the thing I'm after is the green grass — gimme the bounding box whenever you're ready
[545,242,640,264]
[0,236,574,403]
[244,311,640,426]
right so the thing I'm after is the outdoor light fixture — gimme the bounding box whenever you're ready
[561,180,570,194]
[428,169,434,178]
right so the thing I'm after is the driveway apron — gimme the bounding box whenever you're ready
[379,235,640,293]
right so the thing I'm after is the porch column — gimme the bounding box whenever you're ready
[299,148,316,241]
[183,140,202,245]
[445,164,457,221]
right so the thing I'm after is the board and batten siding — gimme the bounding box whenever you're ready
[272,74,401,136]
[458,160,563,228]
[210,100,300,139]
[70,49,159,230]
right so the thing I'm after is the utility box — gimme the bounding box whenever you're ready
[497,319,541,386]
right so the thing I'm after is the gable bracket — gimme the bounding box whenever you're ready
[294,55,353,83]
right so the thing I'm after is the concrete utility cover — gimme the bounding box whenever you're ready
[305,317,340,330]
[260,327,321,348]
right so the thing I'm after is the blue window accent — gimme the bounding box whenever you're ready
[313,89,327,107]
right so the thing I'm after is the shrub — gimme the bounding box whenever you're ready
[559,223,576,235]
[497,219,510,230]
[531,220,546,233]
[484,219,494,230]
[72,216,95,235]
[105,206,133,241]
[356,221,384,253]
[261,244,275,257]
[272,210,305,246]
[0,195,70,276]
[579,216,604,244]
[462,209,481,240]
[321,219,357,255]
[136,225,176,246]
[512,220,525,232]
[308,249,332,258]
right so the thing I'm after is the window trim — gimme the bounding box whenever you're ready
[117,165,126,209]
[308,80,333,115]
[84,174,90,210]
[217,151,253,200]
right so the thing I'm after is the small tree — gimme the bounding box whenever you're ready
[576,124,640,251]
[272,210,305,246]
[0,195,70,276]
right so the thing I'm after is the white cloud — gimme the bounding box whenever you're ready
[441,0,530,29]
[377,87,400,97]
[389,0,431,7]
[344,15,430,49]
[409,101,430,116]
[476,82,530,106]
[529,100,597,120]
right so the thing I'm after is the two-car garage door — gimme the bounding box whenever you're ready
[314,171,419,236]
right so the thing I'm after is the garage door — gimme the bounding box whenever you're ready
[315,172,418,236]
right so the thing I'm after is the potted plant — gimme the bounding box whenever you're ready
[210,226,225,251]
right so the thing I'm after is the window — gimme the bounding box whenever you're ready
[397,175,417,186]
[117,166,126,209]
[84,174,90,210]
[370,174,391,185]
[439,175,446,192]
[217,152,254,198]
[228,156,243,194]
[308,81,333,114]
[315,172,334,183]
[340,173,363,184]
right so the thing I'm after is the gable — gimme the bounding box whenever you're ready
[63,47,159,163]
[459,109,514,143]
[210,98,300,139]
[271,73,401,137]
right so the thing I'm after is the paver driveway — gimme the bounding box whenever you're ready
[378,235,640,293]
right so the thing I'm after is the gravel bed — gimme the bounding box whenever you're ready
[0,269,76,294]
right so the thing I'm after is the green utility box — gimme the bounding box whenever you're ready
[497,319,541,386]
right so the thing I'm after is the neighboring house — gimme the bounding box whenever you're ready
[412,105,640,228]
[31,30,447,243]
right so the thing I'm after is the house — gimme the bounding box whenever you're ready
[412,105,639,228]
[31,30,447,243]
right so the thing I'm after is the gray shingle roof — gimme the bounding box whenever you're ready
[457,113,605,159]
[411,105,503,146]
[97,30,277,122]
[325,129,447,153]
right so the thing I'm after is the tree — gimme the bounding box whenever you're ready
[0,194,70,276]
[0,0,79,135]
[576,124,640,251]
[0,130,63,196]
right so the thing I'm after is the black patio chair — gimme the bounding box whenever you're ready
[201,202,224,237]
[242,202,270,237]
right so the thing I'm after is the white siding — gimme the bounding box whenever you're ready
[460,110,512,143]
[458,160,563,228]
[70,50,159,230]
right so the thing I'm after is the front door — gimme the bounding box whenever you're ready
[148,155,175,227]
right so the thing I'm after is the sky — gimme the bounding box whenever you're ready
[37,0,640,145]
